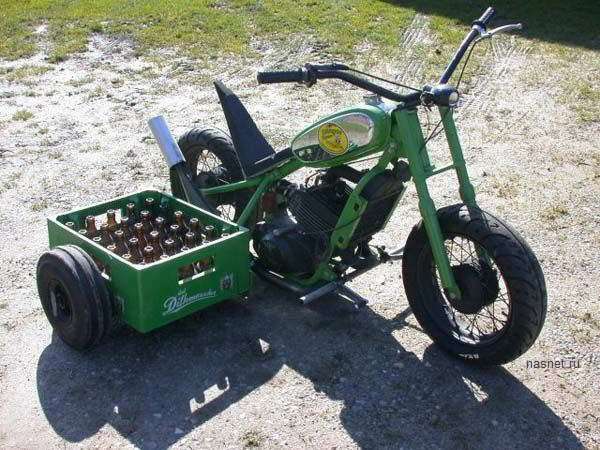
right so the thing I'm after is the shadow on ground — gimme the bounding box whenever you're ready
[387,0,599,50]
[37,281,582,449]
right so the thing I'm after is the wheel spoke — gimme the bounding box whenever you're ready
[429,234,513,345]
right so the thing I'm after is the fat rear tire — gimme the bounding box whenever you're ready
[37,245,116,350]
[402,204,547,366]
[170,127,254,222]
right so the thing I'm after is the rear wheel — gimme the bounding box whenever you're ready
[402,204,547,365]
[170,127,254,222]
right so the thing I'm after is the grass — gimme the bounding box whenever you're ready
[66,75,94,87]
[0,65,52,82]
[540,204,569,221]
[2,1,597,63]
[86,85,105,99]
[0,0,467,63]
[12,109,34,121]
[571,78,600,123]
[31,199,48,212]
[490,176,519,199]
[241,430,262,448]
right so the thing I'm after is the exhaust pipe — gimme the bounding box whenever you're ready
[148,116,217,213]
[148,115,185,168]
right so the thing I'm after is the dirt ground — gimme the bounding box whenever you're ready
[0,19,599,450]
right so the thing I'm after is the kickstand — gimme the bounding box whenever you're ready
[300,281,368,309]
[336,284,369,309]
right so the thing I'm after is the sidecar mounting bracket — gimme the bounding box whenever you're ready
[252,245,400,309]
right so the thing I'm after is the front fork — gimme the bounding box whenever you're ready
[393,107,477,300]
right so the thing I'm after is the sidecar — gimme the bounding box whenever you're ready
[36,189,252,349]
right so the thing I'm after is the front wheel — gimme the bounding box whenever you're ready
[402,204,547,366]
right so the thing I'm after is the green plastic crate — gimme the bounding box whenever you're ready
[47,190,251,333]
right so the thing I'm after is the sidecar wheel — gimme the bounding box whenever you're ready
[402,204,547,366]
[36,245,114,350]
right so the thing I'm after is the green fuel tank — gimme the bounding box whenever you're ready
[290,102,392,168]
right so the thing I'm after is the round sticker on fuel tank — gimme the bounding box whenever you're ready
[318,123,349,155]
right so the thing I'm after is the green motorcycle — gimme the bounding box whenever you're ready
[168,7,546,366]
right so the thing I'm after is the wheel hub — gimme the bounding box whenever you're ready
[448,262,499,314]
[48,280,72,323]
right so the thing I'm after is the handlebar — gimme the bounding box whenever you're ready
[438,6,496,84]
[257,63,351,85]
[257,7,518,106]
[475,6,496,27]
[256,69,305,84]
[258,64,421,105]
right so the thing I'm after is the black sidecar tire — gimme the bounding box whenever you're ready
[170,127,253,222]
[402,204,547,366]
[36,245,115,350]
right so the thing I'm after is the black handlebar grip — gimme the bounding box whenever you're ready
[475,6,496,26]
[257,69,304,84]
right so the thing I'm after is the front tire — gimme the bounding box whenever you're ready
[402,204,547,365]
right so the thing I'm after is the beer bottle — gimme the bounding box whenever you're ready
[188,218,203,245]
[78,229,88,238]
[106,209,118,233]
[154,216,168,244]
[120,215,132,239]
[173,211,188,237]
[164,238,177,256]
[144,197,156,218]
[126,202,137,222]
[149,230,163,257]
[65,221,75,230]
[107,244,118,254]
[178,246,195,279]
[99,224,113,246]
[143,246,155,264]
[128,237,143,263]
[114,229,128,255]
[203,224,217,241]
[133,222,147,248]
[85,215,98,238]
[140,210,153,234]
[169,224,182,250]
[122,253,132,263]
[179,265,194,280]
[184,232,196,249]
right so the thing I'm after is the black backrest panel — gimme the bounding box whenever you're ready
[214,81,275,178]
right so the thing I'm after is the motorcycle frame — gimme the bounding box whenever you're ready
[200,105,477,299]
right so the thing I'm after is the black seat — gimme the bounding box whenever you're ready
[214,81,292,178]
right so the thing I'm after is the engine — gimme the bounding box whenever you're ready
[253,164,408,275]
[252,215,328,276]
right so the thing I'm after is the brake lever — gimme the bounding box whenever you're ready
[476,23,523,42]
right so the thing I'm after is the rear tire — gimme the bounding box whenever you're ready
[37,245,116,350]
[402,204,547,366]
[170,127,255,223]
